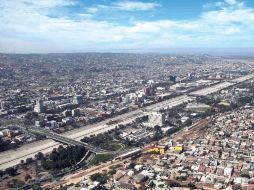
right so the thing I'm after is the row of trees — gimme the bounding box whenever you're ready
[81,132,114,147]
[0,167,18,177]
[90,172,108,184]
[0,137,12,152]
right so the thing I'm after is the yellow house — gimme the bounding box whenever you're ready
[159,148,165,154]
[169,145,184,152]
[149,145,167,154]
[174,146,183,151]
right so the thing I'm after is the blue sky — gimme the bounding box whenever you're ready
[0,0,254,53]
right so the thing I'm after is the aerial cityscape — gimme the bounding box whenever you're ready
[1,0,254,190]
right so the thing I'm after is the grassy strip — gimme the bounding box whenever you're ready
[89,154,114,166]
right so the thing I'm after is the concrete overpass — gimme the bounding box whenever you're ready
[27,127,106,154]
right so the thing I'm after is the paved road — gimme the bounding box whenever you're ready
[0,73,253,170]
[190,73,254,96]
[190,82,233,96]
[0,139,60,170]
[231,73,254,83]
[148,95,195,111]
[0,111,143,170]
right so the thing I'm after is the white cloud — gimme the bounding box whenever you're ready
[86,1,161,13]
[78,13,93,18]
[225,0,238,5]
[203,2,224,8]
[113,1,160,11]
[203,0,244,9]
[202,8,254,24]
[221,27,240,34]
[86,7,99,14]
[20,0,77,9]
[0,0,254,53]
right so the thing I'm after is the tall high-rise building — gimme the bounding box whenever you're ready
[34,99,46,113]
[73,95,84,105]
[143,86,154,96]
[169,75,177,83]
[143,86,151,96]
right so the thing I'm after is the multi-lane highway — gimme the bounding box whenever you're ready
[0,73,253,170]
[0,110,144,170]
[148,95,195,111]
[190,73,254,96]
[190,82,233,96]
[231,73,254,83]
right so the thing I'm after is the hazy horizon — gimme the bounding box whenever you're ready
[1,48,254,57]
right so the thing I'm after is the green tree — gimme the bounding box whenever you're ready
[91,185,107,190]
[5,167,17,176]
[90,173,108,184]
[32,184,43,190]
[241,173,250,179]
[129,162,136,169]
[108,168,116,176]
[35,152,44,160]
[26,157,33,164]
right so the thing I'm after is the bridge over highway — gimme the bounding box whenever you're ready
[24,126,107,154]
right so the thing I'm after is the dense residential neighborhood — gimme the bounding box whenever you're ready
[0,53,254,189]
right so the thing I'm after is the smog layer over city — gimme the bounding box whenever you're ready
[0,0,254,190]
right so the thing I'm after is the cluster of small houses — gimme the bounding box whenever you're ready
[70,108,254,190]
[0,128,35,150]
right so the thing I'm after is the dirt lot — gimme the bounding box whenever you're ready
[0,164,38,190]
[171,118,211,142]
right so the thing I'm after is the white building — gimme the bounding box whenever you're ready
[45,120,57,129]
[147,111,165,127]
